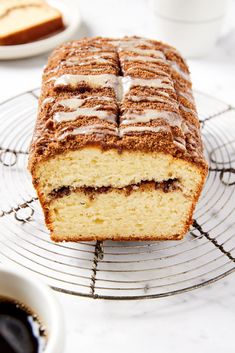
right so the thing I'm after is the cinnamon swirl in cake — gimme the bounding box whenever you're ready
[28,36,208,241]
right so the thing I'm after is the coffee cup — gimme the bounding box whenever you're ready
[0,265,64,353]
[149,0,228,57]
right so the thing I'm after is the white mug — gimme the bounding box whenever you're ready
[0,265,65,353]
[149,0,228,57]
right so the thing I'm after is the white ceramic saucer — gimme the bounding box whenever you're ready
[0,0,81,60]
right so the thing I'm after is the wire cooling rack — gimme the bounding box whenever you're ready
[0,89,235,300]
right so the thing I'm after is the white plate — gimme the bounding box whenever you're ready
[0,0,81,60]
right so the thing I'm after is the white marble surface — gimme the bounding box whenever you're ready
[0,1,235,352]
[58,279,235,353]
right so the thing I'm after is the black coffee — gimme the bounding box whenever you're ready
[0,297,46,353]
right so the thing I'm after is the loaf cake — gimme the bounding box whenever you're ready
[28,36,208,242]
[0,0,64,45]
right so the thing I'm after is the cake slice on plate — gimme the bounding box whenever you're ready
[0,0,64,45]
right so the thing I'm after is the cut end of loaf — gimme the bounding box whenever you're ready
[48,186,192,242]
[33,148,206,241]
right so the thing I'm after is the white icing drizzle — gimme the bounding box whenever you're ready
[54,74,117,89]
[44,67,59,75]
[71,60,109,67]
[42,97,55,106]
[55,96,114,110]
[70,52,115,60]
[54,108,116,123]
[68,46,114,53]
[187,136,198,146]
[121,109,182,126]
[149,90,170,98]
[53,96,116,123]
[58,124,118,140]
[122,55,165,64]
[58,124,170,139]
[66,65,106,72]
[179,103,197,117]
[174,139,186,151]
[42,37,200,153]
[182,120,197,134]
[110,38,154,50]
[46,77,56,83]
[163,46,180,56]
[127,94,177,107]
[46,66,109,76]
[181,121,190,134]
[55,39,190,82]
[120,48,165,59]
[57,121,187,151]
[53,74,122,100]
[178,90,194,104]
[170,61,190,82]
[57,98,84,109]
[125,65,169,77]
[117,39,190,84]
[119,125,168,137]
[62,54,115,67]
[45,54,116,76]
[122,53,189,83]
[121,76,173,95]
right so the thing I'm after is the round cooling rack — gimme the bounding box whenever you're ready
[0,88,235,300]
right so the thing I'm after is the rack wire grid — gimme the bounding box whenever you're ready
[0,88,234,300]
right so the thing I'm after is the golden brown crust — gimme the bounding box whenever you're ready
[50,234,184,242]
